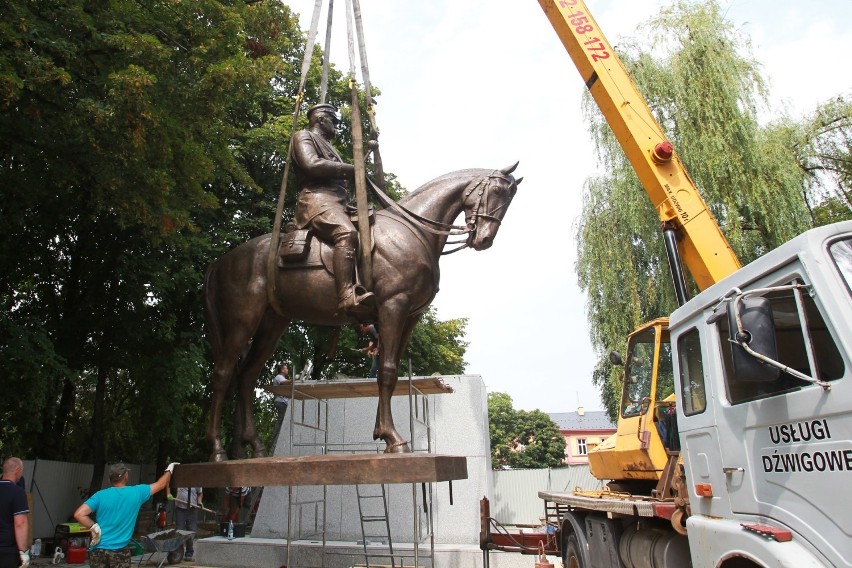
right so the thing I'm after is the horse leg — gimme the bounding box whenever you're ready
[227,344,253,459]
[208,358,238,462]
[373,306,421,453]
[230,389,246,460]
[203,263,268,462]
[232,310,290,458]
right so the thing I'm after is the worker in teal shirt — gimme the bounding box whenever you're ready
[74,462,177,568]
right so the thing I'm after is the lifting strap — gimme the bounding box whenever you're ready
[351,0,384,188]
[319,0,334,103]
[265,0,328,316]
[344,0,373,289]
[266,0,384,309]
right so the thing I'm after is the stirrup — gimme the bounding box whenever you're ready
[338,287,376,310]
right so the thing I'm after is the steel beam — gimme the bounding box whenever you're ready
[171,454,467,488]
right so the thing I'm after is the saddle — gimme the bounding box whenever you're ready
[277,205,375,270]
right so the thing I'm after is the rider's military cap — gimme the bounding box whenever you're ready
[307,103,339,122]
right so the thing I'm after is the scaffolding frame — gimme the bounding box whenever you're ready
[273,373,448,568]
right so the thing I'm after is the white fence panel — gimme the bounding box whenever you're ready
[491,466,606,525]
[22,459,155,539]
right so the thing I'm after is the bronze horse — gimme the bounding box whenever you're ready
[203,164,521,461]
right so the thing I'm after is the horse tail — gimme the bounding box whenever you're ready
[202,260,224,360]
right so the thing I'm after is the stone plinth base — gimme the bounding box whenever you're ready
[194,536,559,568]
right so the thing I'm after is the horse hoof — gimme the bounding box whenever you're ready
[384,441,411,454]
[210,451,228,462]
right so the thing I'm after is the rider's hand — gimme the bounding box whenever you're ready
[165,462,179,474]
[89,523,102,546]
[166,492,174,501]
[19,550,30,567]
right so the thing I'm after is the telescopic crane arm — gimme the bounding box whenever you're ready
[538,0,741,293]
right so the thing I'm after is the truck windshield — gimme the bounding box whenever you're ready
[829,237,852,296]
[622,327,656,418]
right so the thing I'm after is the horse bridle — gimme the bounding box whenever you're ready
[442,171,514,254]
[367,171,514,255]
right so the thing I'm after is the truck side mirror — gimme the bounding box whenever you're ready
[728,296,781,382]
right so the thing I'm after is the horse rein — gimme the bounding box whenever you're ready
[367,171,513,255]
[367,177,467,236]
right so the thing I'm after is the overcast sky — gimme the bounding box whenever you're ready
[284,0,852,412]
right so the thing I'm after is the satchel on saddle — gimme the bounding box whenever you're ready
[279,223,311,263]
[278,205,374,266]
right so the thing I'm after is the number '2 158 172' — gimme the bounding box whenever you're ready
[557,0,611,61]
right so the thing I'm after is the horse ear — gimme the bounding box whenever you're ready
[500,161,519,175]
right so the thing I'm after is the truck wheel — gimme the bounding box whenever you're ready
[563,532,585,568]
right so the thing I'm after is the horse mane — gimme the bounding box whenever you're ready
[398,168,490,205]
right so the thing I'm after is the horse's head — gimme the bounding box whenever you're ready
[463,162,521,250]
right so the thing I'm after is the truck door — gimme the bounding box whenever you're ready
[673,326,729,521]
[711,265,851,567]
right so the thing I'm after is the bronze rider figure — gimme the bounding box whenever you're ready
[291,103,375,313]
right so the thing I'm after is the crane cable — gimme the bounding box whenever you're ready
[265,0,332,315]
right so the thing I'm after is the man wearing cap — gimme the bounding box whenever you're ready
[74,462,178,568]
[291,103,375,314]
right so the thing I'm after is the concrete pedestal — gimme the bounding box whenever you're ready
[196,375,495,566]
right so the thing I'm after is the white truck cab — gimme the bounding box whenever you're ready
[670,221,852,567]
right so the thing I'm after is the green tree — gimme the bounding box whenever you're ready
[258,307,468,383]
[403,309,469,376]
[786,96,852,223]
[574,0,850,419]
[0,0,340,487]
[0,0,473,485]
[488,392,565,470]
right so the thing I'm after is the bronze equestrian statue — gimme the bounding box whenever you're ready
[202,108,521,461]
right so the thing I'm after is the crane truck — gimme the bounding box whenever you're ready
[481,2,852,567]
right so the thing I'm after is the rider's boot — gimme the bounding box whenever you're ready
[333,244,375,313]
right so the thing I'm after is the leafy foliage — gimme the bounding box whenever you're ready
[785,96,852,222]
[488,392,566,470]
[0,0,469,490]
[574,1,851,419]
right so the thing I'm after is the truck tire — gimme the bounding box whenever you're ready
[564,532,585,568]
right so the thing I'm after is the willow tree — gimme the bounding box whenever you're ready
[575,1,815,419]
[787,96,852,224]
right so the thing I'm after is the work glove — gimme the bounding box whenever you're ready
[166,493,174,501]
[19,549,30,568]
[89,523,102,547]
[165,462,179,474]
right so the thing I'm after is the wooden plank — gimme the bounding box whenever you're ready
[171,454,467,488]
[264,376,454,400]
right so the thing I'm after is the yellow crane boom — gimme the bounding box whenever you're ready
[538,0,741,291]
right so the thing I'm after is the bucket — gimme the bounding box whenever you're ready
[66,545,87,564]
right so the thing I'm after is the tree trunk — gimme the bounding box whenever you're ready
[47,376,76,459]
[87,364,108,496]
